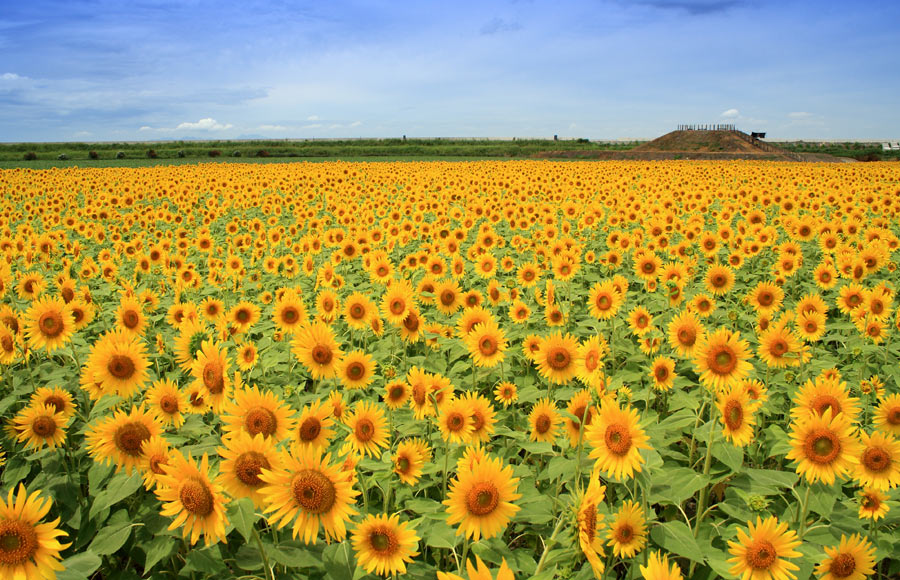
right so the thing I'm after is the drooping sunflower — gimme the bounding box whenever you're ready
[139,436,171,490]
[86,405,162,474]
[640,551,684,580]
[13,404,68,451]
[393,438,431,486]
[0,323,17,365]
[462,392,496,444]
[217,432,282,508]
[343,401,389,458]
[576,475,607,578]
[667,310,706,358]
[564,389,597,447]
[258,444,359,544]
[443,455,521,541]
[535,331,580,385]
[717,385,759,447]
[464,319,508,368]
[607,500,647,558]
[293,399,335,450]
[786,409,862,485]
[587,401,651,481]
[692,328,752,391]
[0,484,70,580]
[24,296,75,353]
[727,516,801,580]
[222,385,296,442]
[189,339,231,412]
[291,321,344,380]
[337,350,376,390]
[351,513,420,577]
[156,451,229,546]
[815,533,876,580]
[576,335,609,390]
[853,430,900,490]
[85,329,151,398]
[873,393,900,436]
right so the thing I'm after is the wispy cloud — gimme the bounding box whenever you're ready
[721,108,740,118]
[140,118,233,133]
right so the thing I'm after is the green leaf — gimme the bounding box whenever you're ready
[89,519,138,556]
[270,542,323,568]
[745,468,797,490]
[56,551,102,580]
[89,471,142,520]
[650,466,708,505]
[182,546,226,574]
[649,521,704,564]
[711,439,744,473]
[546,456,575,482]
[227,497,258,542]
[143,535,177,572]
[234,544,265,571]
[424,519,460,549]
[322,541,355,580]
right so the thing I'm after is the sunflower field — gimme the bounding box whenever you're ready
[0,160,899,580]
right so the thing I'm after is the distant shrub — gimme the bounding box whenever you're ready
[855,153,881,162]
[57,154,68,160]
[232,150,242,157]
[147,149,158,159]
[208,150,221,157]
[115,151,126,159]
[23,152,37,161]
[88,151,99,160]
[576,138,591,144]
[177,150,185,158]
[255,150,270,158]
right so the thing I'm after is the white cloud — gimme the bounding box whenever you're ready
[175,117,233,131]
[1,72,23,81]
[349,121,362,128]
[721,108,739,118]
[788,111,812,119]
[258,124,288,131]
[306,115,320,121]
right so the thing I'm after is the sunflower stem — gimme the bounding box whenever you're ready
[442,436,451,500]
[533,512,567,575]
[693,396,716,538]
[797,483,812,538]
[459,537,470,573]
[252,527,274,580]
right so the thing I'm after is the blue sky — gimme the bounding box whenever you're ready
[1,0,898,142]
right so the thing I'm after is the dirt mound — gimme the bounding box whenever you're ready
[634,130,762,153]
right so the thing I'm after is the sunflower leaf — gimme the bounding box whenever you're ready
[227,497,258,542]
[649,520,704,564]
[56,551,102,580]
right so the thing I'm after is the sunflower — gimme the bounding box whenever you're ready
[640,551,684,580]
[0,484,70,580]
[381,279,415,326]
[587,402,651,481]
[199,297,225,322]
[336,350,376,390]
[588,281,623,320]
[24,296,75,353]
[139,436,171,490]
[507,299,531,324]
[189,339,231,412]
[746,281,785,314]
[173,317,210,372]
[383,380,410,410]
[727,516,801,580]
[535,331,579,385]
[351,513,420,577]
[576,475,607,578]
[649,357,676,392]
[236,343,258,372]
[607,500,647,558]
[667,310,706,358]
[116,295,146,336]
[294,399,335,449]
[434,279,463,315]
[464,319,508,368]
[436,556,515,580]
[13,404,67,451]
[222,385,296,442]
[705,264,735,296]
[85,329,151,398]
[443,455,521,541]
[28,387,75,421]
[836,283,866,315]
[156,451,229,546]
[456,305,493,338]
[790,375,860,423]
[343,401,389,458]
[86,405,162,474]
[438,397,475,444]
[693,328,752,391]
[576,335,609,390]
[217,432,281,508]
[857,487,889,520]
[529,398,561,443]
[717,385,759,447]
[517,261,541,288]
[291,321,344,380]
[229,301,261,333]
[258,444,358,544]
[493,382,518,407]
[463,392,497,444]
[796,310,826,342]
[786,409,862,485]
[0,323,17,365]
[315,289,340,323]
[758,326,805,369]
[853,430,900,490]
[343,292,374,330]
[691,293,716,317]
[564,389,597,447]
[393,438,431,485]
[873,393,900,436]
[815,533,876,580]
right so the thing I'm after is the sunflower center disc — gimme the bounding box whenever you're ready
[829,553,857,578]
[615,523,634,543]
[39,311,63,338]
[115,422,151,456]
[605,425,632,455]
[292,469,337,515]
[806,430,840,464]
[235,451,270,487]
[32,415,57,437]
[356,419,374,442]
[123,310,140,328]
[466,482,500,516]
[548,348,570,370]
[245,407,277,437]
[44,396,66,413]
[725,402,743,430]
[862,447,889,473]
[203,362,224,394]
[348,363,364,379]
[282,308,298,323]
[311,345,333,365]
[747,539,777,569]
[180,478,214,516]
[107,354,136,379]
[370,529,395,553]
[535,415,551,434]
[300,418,321,442]
[0,521,39,566]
